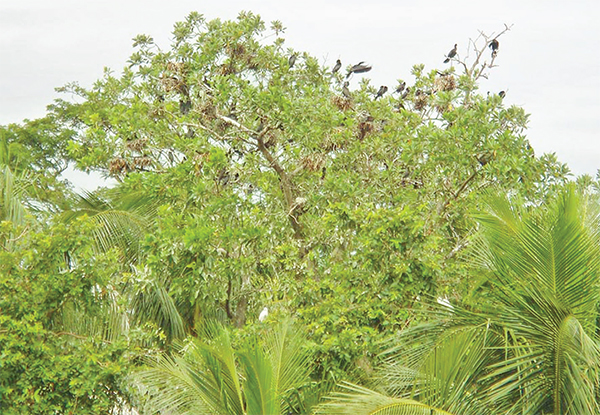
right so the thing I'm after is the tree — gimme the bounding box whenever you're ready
[0,219,137,414]
[44,12,570,380]
[317,185,600,414]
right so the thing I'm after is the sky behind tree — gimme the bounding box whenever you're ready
[1,0,598,178]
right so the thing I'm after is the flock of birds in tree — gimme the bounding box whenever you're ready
[257,39,503,322]
[301,39,502,102]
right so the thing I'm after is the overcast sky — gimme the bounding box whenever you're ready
[1,0,599,183]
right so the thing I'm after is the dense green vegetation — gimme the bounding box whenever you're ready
[1,11,598,414]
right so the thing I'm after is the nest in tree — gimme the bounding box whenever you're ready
[226,42,247,58]
[126,138,149,153]
[301,153,325,172]
[435,102,452,114]
[160,76,189,96]
[198,100,216,121]
[166,62,186,75]
[109,157,130,175]
[357,122,373,140]
[133,156,152,169]
[414,93,429,111]
[219,62,236,76]
[357,115,374,141]
[434,74,456,92]
[332,95,353,111]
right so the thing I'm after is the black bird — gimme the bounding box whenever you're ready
[498,90,506,98]
[346,61,372,78]
[395,81,406,94]
[288,53,298,68]
[401,87,410,100]
[444,44,457,63]
[375,85,388,99]
[342,81,351,99]
[332,59,342,73]
[489,39,499,58]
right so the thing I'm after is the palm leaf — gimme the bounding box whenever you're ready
[315,382,455,415]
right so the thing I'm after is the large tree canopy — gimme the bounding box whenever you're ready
[0,11,586,414]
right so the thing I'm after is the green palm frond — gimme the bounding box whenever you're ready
[240,340,277,415]
[315,382,455,415]
[130,277,186,340]
[379,304,501,415]
[61,189,157,264]
[0,165,32,225]
[360,186,600,415]
[136,325,245,415]
[266,318,313,405]
[135,319,311,415]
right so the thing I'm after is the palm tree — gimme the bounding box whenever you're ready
[317,185,600,414]
[133,318,313,415]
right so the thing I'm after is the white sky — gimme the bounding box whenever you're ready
[1,0,599,183]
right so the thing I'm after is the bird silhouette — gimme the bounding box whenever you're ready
[346,61,372,78]
[395,81,406,94]
[375,85,388,99]
[342,81,351,98]
[489,39,499,58]
[332,59,342,73]
[401,87,410,100]
[288,53,298,68]
[444,44,457,63]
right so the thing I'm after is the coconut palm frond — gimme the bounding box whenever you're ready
[0,165,32,225]
[61,189,158,264]
[130,279,186,341]
[315,382,455,415]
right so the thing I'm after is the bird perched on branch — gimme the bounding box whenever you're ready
[259,307,269,322]
[444,44,457,63]
[489,39,499,58]
[375,85,388,99]
[395,81,406,94]
[342,81,351,98]
[346,61,372,78]
[332,59,342,74]
[288,53,298,68]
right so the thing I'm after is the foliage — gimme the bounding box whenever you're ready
[41,12,571,382]
[0,219,136,414]
[134,318,314,415]
[0,10,588,414]
[319,185,600,414]
[0,119,74,212]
